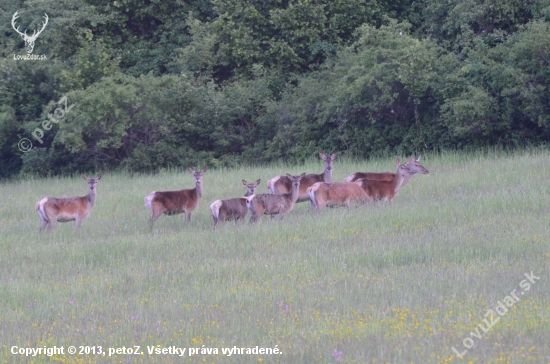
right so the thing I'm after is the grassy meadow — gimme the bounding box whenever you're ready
[0,149,549,363]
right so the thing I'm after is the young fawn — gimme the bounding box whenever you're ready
[247,173,305,222]
[144,167,206,229]
[36,174,102,233]
[354,159,415,202]
[266,152,337,203]
[210,179,261,228]
[345,155,429,192]
[307,182,371,211]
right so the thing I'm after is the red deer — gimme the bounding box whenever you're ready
[354,159,415,202]
[144,167,207,229]
[345,155,429,192]
[210,179,261,228]
[266,152,337,203]
[36,174,101,233]
[247,173,305,222]
[307,182,371,211]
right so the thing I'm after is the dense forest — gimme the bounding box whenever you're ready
[1,0,549,178]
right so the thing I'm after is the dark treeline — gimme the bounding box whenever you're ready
[1,0,549,178]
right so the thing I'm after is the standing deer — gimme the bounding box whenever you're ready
[247,173,305,222]
[210,179,261,228]
[345,155,429,192]
[36,174,101,233]
[266,152,337,203]
[307,182,371,211]
[144,167,207,229]
[354,159,416,202]
[11,11,49,54]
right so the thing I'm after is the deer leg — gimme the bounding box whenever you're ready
[250,209,261,223]
[39,218,48,234]
[75,218,83,229]
[47,219,56,231]
[149,211,162,231]
[185,211,192,223]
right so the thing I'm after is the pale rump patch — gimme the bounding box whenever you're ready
[210,200,222,219]
[269,177,281,194]
[144,192,156,213]
[344,174,355,183]
[36,197,48,221]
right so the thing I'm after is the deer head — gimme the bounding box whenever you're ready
[12,11,49,54]
[83,174,102,192]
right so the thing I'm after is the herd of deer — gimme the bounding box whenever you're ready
[35,153,429,233]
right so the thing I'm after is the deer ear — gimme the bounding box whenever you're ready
[300,173,306,178]
[319,152,326,159]
[83,174,89,180]
[286,173,292,178]
[416,155,421,162]
[255,179,261,185]
[242,180,247,185]
[189,168,195,173]
[201,167,207,173]
[96,174,102,180]
[396,158,400,165]
[331,152,338,159]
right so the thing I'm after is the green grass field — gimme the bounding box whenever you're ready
[1,149,549,363]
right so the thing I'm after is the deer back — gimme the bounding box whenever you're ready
[354,178,397,201]
[39,195,92,221]
[271,173,330,202]
[310,182,369,207]
[345,172,395,183]
[248,193,293,214]
[152,189,198,214]
[220,198,248,220]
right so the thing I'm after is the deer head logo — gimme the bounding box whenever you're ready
[11,11,49,54]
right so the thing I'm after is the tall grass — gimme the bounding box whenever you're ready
[1,149,549,363]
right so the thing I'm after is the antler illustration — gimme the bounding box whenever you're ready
[11,11,49,54]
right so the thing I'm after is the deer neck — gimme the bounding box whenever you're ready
[196,181,203,199]
[397,175,413,192]
[87,189,97,207]
[244,190,254,197]
[291,183,300,203]
[323,166,332,183]
[392,168,406,192]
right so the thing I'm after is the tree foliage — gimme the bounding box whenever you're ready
[0,0,549,178]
